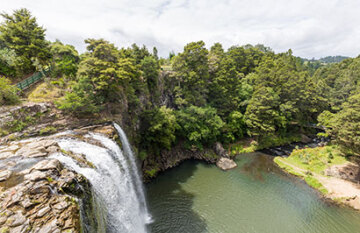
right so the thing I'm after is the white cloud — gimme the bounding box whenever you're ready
[1,0,360,58]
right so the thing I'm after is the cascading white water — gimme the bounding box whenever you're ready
[113,123,151,222]
[51,127,150,233]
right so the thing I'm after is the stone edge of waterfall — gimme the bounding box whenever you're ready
[0,123,135,233]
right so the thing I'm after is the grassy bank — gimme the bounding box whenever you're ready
[274,145,348,194]
[227,134,302,156]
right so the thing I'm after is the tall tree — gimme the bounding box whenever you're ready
[319,93,360,155]
[172,41,209,107]
[245,50,324,137]
[77,39,140,103]
[0,8,51,75]
[245,86,284,137]
[313,57,360,111]
[140,56,160,102]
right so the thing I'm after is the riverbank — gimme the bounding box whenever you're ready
[147,153,360,233]
[142,133,316,180]
[274,146,360,210]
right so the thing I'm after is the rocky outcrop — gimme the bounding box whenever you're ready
[325,162,360,183]
[216,157,237,170]
[142,140,242,179]
[142,141,220,180]
[0,102,112,145]
[214,142,229,158]
[0,124,117,233]
[0,138,89,232]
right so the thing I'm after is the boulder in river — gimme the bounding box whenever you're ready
[216,157,237,170]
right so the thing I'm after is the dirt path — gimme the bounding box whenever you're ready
[277,158,360,210]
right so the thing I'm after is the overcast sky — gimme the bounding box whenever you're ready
[2,0,360,58]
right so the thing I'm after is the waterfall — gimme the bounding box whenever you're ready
[113,123,151,222]
[51,126,151,233]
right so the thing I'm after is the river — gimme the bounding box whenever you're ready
[146,152,360,233]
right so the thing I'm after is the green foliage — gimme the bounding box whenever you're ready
[274,145,348,194]
[27,82,63,102]
[0,48,19,77]
[304,175,328,194]
[227,45,266,75]
[5,112,42,133]
[221,111,246,143]
[176,105,224,149]
[321,93,360,155]
[6,119,27,132]
[244,51,324,137]
[39,126,57,135]
[80,39,142,103]
[208,54,250,115]
[317,110,336,129]
[313,56,360,110]
[228,134,301,155]
[57,38,146,115]
[138,151,148,161]
[245,86,283,136]
[123,43,152,65]
[140,106,177,155]
[140,56,159,102]
[56,77,99,115]
[0,8,51,75]
[284,146,346,174]
[0,76,19,105]
[172,41,209,107]
[50,40,79,78]
[145,167,160,178]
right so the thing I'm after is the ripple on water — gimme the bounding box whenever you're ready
[146,153,360,233]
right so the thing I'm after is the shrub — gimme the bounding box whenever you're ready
[56,77,99,115]
[0,76,19,105]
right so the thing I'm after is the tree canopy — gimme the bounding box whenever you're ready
[0,8,51,75]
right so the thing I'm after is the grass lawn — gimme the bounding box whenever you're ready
[281,145,347,174]
[274,145,348,194]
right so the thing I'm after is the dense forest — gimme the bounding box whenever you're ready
[1,8,360,167]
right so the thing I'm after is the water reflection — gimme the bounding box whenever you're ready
[146,160,207,233]
[147,154,360,233]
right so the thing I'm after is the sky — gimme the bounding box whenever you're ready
[2,0,360,58]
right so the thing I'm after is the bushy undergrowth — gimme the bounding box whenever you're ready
[285,145,347,174]
[228,134,302,155]
[0,76,19,105]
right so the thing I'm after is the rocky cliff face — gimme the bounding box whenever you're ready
[0,103,118,233]
[0,138,87,232]
[142,141,237,180]
[0,102,109,145]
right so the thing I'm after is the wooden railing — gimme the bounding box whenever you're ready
[16,68,50,90]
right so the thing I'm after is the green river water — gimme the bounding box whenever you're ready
[146,152,360,233]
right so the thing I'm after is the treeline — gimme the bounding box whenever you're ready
[1,9,360,159]
[303,55,350,64]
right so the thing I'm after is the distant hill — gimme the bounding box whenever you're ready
[297,55,351,75]
[302,56,350,64]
